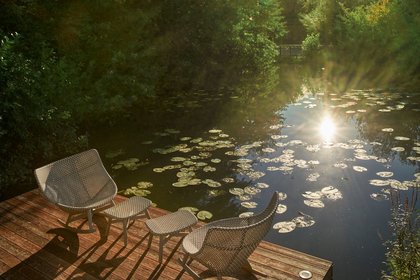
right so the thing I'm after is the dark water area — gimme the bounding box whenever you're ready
[88,69,420,280]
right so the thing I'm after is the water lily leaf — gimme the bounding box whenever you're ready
[197,210,213,220]
[292,214,315,228]
[239,212,254,218]
[306,173,320,182]
[370,193,389,201]
[244,186,261,195]
[394,136,410,141]
[211,158,222,163]
[241,201,258,208]
[137,181,153,189]
[278,192,287,201]
[376,171,393,178]
[391,147,405,152]
[304,199,325,208]
[229,188,244,195]
[369,179,390,186]
[238,194,252,201]
[353,166,367,172]
[171,157,187,162]
[153,167,165,173]
[208,129,222,134]
[276,204,287,214]
[381,128,394,132]
[179,206,199,213]
[180,137,192,141]
[203,166,216,172]
[190,138,203,143]
[255,182,269,189]
[202,179,221,188]
[302,191,322,199]
[262,147,276,153]
[390,180,408,190]
[273,221,296,233]
[172,181,189,187]
[222,177,235,183]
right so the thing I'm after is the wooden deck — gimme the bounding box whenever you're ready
[0,190,332,280]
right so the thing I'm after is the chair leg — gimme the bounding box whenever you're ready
[147,232,153,249]
[87,210,94,232]
[122,218,129,246]
[158,236,165,263]
[178,257,201,280]
[242,260,267,278]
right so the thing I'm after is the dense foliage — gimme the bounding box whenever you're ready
[299,0,420,88]
[0,0,287,196]
[1,0,419,196]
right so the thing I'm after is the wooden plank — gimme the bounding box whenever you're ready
[0,190,333,280]
[1,198,188,280]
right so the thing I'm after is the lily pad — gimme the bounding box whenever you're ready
[273,221,296,233]
[306,173,320,182]
[229,188,244,195]
[255,182,269,189]
[202,179,221,188]
[197,210,213,220]
[381,128,394,132]
[278,192,288,201]
[394,136,410,141]
[304,199,325,208]
[370,193,389,201]
[292,214,315,228]
[136,181,153,189]
[222,177,235,183]
[239,212,254,218]
[391,147,405,152]
[376,171,393,178]
[369,179,390,187]
[276,204,287,214]
[353,166,367,172]
[302,191,322,199]
[244,186,261,195]
[241,201,258,209]
[178,206,199,213]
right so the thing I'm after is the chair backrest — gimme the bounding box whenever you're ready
[34,149,117,208]
[198,192,278,275]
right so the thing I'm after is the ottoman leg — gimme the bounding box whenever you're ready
[122,218,129,246]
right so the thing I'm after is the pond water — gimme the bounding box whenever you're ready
[91,77,420,279]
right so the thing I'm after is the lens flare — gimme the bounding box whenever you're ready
[319,115,336,142]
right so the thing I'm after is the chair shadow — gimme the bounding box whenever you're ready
[0,227,82,279]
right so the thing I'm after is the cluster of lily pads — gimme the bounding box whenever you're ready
[109,90,419,236]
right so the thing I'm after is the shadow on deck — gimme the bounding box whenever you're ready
[0,190,332,279]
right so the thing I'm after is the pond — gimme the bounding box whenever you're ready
[90,75,420,279]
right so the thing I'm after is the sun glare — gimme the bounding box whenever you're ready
[319,115,336,142]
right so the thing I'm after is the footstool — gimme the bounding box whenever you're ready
[102,196,152,246]
[145,210,198,263]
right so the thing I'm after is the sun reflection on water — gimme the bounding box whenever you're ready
[319,115,336,143]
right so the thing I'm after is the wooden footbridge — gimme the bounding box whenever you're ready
[0,190,332,279]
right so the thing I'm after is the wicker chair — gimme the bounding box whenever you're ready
[179,191,279,279]
[34,149,117,232]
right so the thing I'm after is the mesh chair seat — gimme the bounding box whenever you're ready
[34,149,117,231]
[146,210,198,263]
[180,192,279,279]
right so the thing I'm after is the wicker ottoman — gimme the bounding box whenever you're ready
[102,196,152,246]
[145,210,198,263]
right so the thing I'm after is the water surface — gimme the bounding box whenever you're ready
[91,82,420,279]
